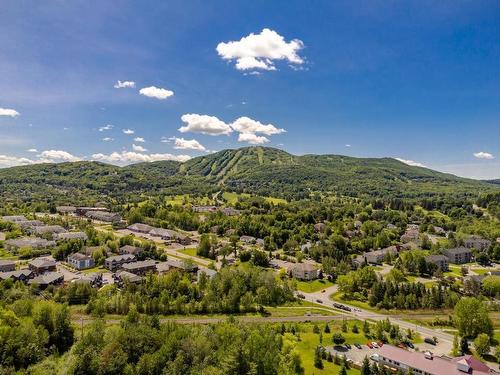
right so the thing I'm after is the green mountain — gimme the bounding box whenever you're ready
[0,147,497,206]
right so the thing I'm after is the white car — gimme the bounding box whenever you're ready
[371,342,379,348]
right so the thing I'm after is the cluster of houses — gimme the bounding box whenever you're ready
[127,223,192,245]
[56,206,123,223]
[0,256,64,288]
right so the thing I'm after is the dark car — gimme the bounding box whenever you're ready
[406,342,414,349]
[316,299,323,304]
[424,337,436,345]
[345,344,351,349]
[354,343,362,349]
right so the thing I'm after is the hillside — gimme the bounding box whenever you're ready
[0,147,497,206]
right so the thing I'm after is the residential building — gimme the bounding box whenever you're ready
[443,247,472,264]
[149,227,175,239]
[221,207,241,216]
[75,207,109,216]
[425,254,449,271]
[291,263,318,281]
[0,260,16,272]
[464,236,492,251]
[56,206,77,214]
[73,273,102,287]
[67,253,95,270]
[197,268,217,281]
[0,269,33,283]
[354,246,398,265]
[85,211,122,223]
[55,232,88,241]
[119,245,144,255]
[2,215,28,223]
[128,223,154,233]
[156,259,198,274]
[240,235,256,244]
[32,225,67,236]
[29,256,57,274]
[192,206,218,213]
[104,254,135,271]
[121,260,157,275]
[4,237,56,250]
[115,270,142,284]
[28,272,64,288]
[374,344,493,375]
[401,229,419,243]
[17,220,44,229]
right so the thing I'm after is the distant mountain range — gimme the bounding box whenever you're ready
[0,147,497,204]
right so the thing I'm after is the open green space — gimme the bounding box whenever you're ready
[296,279,335,293]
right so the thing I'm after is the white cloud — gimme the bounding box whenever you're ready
[216,28,304,71]
[0,108,20,118]
[114,80,136,89]
[99,124,113,132]
[169,137,206,151]
[139,86,174,100]
[179,114,233,136]
[132,144,147,152]
[395,158,426,168]
[123,129,135,135]
[27,148,38,153]
[92,151,191,164]
[134,137,145,143]
[473,151,494,160]
[238,133,269,145]
[230,116,285,135]
[345,144,351,147]
[0,155,34,167]
[102,137,114,142]
[38,150,81,163]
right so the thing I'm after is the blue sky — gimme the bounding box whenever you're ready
[0,0,499,179]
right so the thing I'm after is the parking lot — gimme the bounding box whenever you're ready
[327,343,379,366]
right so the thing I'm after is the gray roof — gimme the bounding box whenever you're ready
[29,256,57,268]
[425,254,448,262]
[5,237,56,249]
[29,272,64,285]
[2,215,28,223]
[116,270,142,283]
[0,269,33,280]
[122,260,157,271]
[443,247,471,255]
[0,260,15,267]
[33,225,67,235]
[128,223,154,232]
[119,245,144,254]
[105,254,135,262]
[68,253,93,261]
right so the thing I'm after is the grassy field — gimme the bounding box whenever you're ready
[222,191,250,204]
[296,321,364,374]
[265,196,287,205]
[296,279,335,293]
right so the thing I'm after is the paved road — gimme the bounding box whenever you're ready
[301,285,453,355]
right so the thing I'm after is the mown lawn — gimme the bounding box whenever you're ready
[296,279,334,293]
[296,321,363,374]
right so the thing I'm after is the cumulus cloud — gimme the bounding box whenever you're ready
[92,151,191,164]
[395,158,426,168]
[179,114,233,136]
[99,124,113,132]
[238,133,269,145]
[139,86,174,100]
[0,108,20,118]
[216,28,304,71]
[123,129,135,135]
[231,116,285,135]
[134,137,145,143]
[38,150,81,163]
[169,137,206,151]
[132,144,147,152]
[0,155,34,167]
[114,80,136,89]
[102,137,114,142]
[473,151,494,160]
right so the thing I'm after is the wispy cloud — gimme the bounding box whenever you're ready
[0,108,20,118]
[473,151,494,160]
[134,137,145,143]
[99,124,114,132]
[123,129,135,135]
[114,80,136,89]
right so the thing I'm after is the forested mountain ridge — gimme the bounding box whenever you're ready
[0,147,497,205]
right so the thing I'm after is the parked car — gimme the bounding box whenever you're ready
[345,344,351,349]
[367,342,373,349]
[354,343,362,349]
[316,299,323,304]
[371,342,379,348]
[297,293,305,299]
[406,342,414,349]
[424,337,436,345]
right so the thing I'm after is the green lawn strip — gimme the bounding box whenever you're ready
[296,279,334,293]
